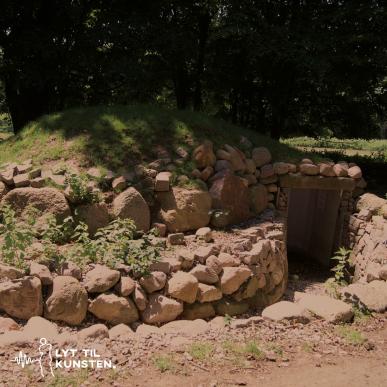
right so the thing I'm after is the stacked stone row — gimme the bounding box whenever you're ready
[0,221,286,326]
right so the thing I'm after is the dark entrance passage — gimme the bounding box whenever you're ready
[287,188,342,267]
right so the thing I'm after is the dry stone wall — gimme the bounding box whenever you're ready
[348,193,387,283]
[0,138,380,327]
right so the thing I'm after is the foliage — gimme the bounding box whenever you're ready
[152,355,175,373]
[2,2,386,139]
[242,341,265,360]
[41,215,75,245]
[63,219,160,276]
[0,204,34,270]
[188,342,214,361]
[330,247,352,285]
[335,326,367,346]
[66,174,100,204]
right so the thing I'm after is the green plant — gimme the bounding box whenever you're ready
[352,306,372,323]
[0,205,34,270]
[152,355,175,373]
[41,215,75,244]
[331,247,352,285]
[188,342,214,361]
[335,326,367,346]
[223,314,233,326]
[242,341,265,360]
[66,173,100,204]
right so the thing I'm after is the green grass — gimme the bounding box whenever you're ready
[188,342,214,361]
[222,339,266,361]
[282,136,387,154]
[152,354,176,372]
[0,104,316,170]
[335,326,367,346]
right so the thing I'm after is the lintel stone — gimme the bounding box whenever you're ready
[279,173,355,191]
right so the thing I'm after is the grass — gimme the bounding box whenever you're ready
[222,339,266,362]
[152,354,176,372]
[335,326,367,346]
[0,104,318,170]
[45,369,89,387]
[188,342,214,361]
[282,136,387,154]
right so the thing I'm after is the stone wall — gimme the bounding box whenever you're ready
[348,193,387,283]
[0,139,379,327]
[0,215,287,326]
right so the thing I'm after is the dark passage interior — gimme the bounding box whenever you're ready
[287,188,342,268]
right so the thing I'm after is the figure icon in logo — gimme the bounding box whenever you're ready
[38,338,54,377]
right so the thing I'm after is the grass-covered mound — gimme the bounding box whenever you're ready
[0,105,313,170]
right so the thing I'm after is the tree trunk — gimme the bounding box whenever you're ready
[193,12,210,111]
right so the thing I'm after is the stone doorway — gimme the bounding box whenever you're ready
[287,188,342,267]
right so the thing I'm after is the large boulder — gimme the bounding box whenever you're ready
[44,276,88,325]
[249,184,269,214]
[1,187,70,222]
[84,264,120,293]
[209,172,250,225]
[356,193,386,214]
[156,187,212,232]
[0,276,43,320]
[112,187,150,232]
[141,294,183,324]
[88,293,139,325]
[341,281,387,312]
[75,203,110,235]
[295,292,353,323]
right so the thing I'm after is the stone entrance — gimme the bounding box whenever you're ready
[287,188,342,266]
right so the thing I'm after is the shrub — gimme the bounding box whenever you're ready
[40,215,75,244]
[66,174,100,204]
[330,247,352,285]
[0,204,34,270]
[62,219,161,275]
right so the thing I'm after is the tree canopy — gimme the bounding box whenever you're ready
[1,1,387,138]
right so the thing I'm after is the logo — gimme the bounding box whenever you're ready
[11,338,116,378]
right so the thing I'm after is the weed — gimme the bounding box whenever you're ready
[243,341,265,360]
[331,247,352,285]
[46,369,89,386]
[153,355,175,372]
[335,326,366,346]
[66,174,100,204]
[224,314,233,326]
[41,215,75,245]
[188,342,214,361]
[352,306,372,323]
[0,204,34,270]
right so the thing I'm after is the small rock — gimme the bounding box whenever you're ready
[197,283,222,303]
[167,233,185,245]
[115,277,136,296]
[141,294,183,324]
[195,227,213,242]
[167,271,199,303]
[220,267,252,295]
[139,271,167,293]
[155,172,171,192]
[84,264,120,293]
[190,264,219,285]
[0,263,25,280]
[109,323,135,340]
[112,176,127,190]
[29,261,53,285]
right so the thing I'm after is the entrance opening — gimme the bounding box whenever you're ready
[287,188,342,269]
